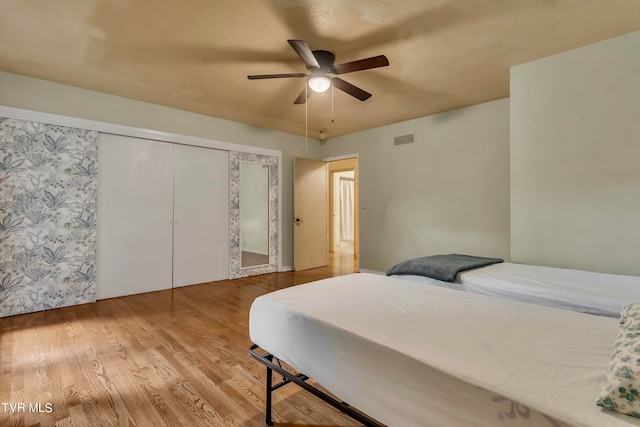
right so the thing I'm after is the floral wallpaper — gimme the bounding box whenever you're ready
[229,151,278,279]
[0,117,98,317]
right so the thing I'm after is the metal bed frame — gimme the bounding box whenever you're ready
[249,344,385,427]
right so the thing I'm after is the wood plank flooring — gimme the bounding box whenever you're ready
[0,254,360,427]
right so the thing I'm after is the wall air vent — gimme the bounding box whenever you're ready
[394,133,415,146]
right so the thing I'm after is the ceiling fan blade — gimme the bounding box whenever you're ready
[331,77,372,101]
[333,55,389,74]
[247,73,307,80]
[287,40,320,69]
[293,87,312,104]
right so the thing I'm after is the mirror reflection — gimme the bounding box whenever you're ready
[240,161,270,268]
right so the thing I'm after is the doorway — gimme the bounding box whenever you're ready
[327,157,358,271]
[331,172,355,254]
[293,155,359,273]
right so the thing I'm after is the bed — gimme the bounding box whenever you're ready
[387,255,640,318]
[248,273,640,427]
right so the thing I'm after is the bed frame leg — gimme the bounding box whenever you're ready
[250,344,385,427]
[265,354,274,426]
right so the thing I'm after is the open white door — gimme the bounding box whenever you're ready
[294,157,328,271]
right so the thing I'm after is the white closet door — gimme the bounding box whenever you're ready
[96,134,174,299]
[173,145,229,287]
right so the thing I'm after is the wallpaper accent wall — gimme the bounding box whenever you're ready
[229,151,278,279]
[0,117,98,317]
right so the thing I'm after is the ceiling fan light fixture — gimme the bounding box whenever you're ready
[248,40,388,104]
[308,76,331,93]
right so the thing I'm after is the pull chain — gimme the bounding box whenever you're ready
[305,84,308,159]
[331,83,335,123]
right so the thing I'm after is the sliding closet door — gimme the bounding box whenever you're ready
[173,145,229,287]
[96,134,174,299]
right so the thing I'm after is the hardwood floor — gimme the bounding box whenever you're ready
[0,253,359,427]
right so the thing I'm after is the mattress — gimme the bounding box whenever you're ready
[249,273,640,427]
[395,262,640,317]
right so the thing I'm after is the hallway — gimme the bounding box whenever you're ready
[327,251,358,275]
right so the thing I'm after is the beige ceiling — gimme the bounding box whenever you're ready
[1,0,639,138]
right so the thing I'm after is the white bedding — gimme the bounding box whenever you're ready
[249,273,640,427]
[395,262,640,317]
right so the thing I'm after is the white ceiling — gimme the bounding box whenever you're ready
[1,0,639,138]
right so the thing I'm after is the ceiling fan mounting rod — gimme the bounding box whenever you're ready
[310,50,336,72]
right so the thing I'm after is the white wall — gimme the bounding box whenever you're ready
[0,71,323,267]
[511,30,640,275]
[321,98,511,272]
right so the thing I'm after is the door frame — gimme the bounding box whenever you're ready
[323,154,360,272]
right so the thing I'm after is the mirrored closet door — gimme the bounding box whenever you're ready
[229,151,279,279]
[240,161,270,268]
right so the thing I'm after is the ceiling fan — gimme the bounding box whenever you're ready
[247,40,389,104]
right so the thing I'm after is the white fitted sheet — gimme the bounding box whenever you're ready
[395,262,640,317]
[249,273,640,427]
